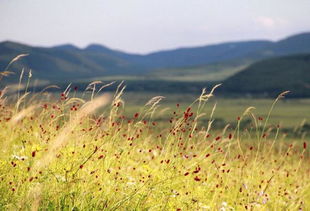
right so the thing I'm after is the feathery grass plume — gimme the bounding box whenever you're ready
[86,81,102,100]
[158,107,170,116]
[86,81,102,91]
[23,94,111,209]
[1,55,25,82]
[65,97,86,106]
[6,54,29,67]
[15,92,30,112]
[32,94,111,171]
[190,85,221,136]
[109,81,126,125]
[0,54,29,81]
[197,84,221,115]
[221,123,231,137]
[39,85,60,93]
[145,96,165,107]
[260,91,290,140]
[0,87,6,98]
[0,105,38,154]
[234,106,255,159]
[0,87,8,106]
[97,81,116,94]
[17,68,25,108]
[143,96,165,119]
[242,106,256,117]
[62,83,72,97]
[0,70,14,80]
[5,83,25,94]
[28,85,60,103]
[10,105,38,124]
[204,102,217,138]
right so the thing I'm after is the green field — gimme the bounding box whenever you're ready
[121,92,310,129]
[147,61,249,82]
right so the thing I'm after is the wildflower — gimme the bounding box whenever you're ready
[198,203,211,209]
[243,183,248,190]
[126,181,136,186]
[12,155,28,160]
[194,176,201,181]
[193,166,201,174]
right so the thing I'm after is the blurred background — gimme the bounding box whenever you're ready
[0,0,309,129]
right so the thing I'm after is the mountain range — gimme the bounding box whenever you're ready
[0,32,310,80]
[0,32,310,97]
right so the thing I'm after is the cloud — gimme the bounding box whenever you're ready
[255,16,288,28]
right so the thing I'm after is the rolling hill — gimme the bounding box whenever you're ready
[0,41,143,83]
[0,32,310,90]
[222,54,310,97]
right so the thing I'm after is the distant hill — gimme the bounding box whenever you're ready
[137,40,272,69]
[1,32,310,84]
[222,54,310,97]
[129,32,310,70]
[0,41,143,83]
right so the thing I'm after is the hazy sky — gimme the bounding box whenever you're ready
[0,0,310,53]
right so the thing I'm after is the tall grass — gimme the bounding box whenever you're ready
[0,56,309,210]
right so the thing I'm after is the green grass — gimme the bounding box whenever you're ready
[1,57,310,210]
[121,92,310,128]
[148,62,249,82]
[0,85,309,210]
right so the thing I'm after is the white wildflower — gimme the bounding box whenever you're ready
[198,203,211,209]
[12,155,28,160]
[126,181,136,186]
[243,183,248,190]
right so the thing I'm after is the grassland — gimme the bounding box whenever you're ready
[0,83,309,210]
[121,92,310,128]
[147,61,249,82]
[0,56,309,210]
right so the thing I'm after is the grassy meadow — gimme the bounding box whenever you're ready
[121,92,310,129]
[0,58,310,210]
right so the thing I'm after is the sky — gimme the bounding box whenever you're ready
[0,0,310,54]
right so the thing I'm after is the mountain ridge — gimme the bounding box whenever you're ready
[1,32,310,83]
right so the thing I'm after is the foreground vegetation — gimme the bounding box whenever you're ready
[0,80,309,210]
[0,56,308,210]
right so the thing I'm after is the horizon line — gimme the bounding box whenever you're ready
[1,30,309,55]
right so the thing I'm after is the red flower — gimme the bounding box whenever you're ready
[194,176,201,181]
